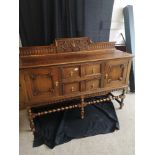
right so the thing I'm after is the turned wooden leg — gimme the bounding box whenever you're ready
[80,97,85,119]
[27,107,35,132]
[119,89,125,109]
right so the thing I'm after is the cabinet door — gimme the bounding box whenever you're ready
[25,67,60,104]
[104,59,129,88]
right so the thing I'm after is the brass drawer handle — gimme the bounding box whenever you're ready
[92,68,95,74]
[71,86,75,92]
[70,71,73,77]
[105,73,108,79]
[55,81,59,87]
[91,83,94,89]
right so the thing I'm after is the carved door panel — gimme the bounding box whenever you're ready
[25,67,60,104]
[104,59,129,88]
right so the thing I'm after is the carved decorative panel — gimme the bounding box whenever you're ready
[55,37,91,52]
[25,68,60,103]
[19,37,116,56]
[88,42,115,50]
[104,60,129,87]
[30,73,54,96]
[107,64,125,83]
[20,46,56,56]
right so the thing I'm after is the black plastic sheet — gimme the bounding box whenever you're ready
[32,95,119,149]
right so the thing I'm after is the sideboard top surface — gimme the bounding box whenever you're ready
[20,37,133,69]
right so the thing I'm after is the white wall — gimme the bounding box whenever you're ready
[109,0,134,44]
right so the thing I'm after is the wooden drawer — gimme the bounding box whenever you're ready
[19,71,28,109]
[83,64,101,76]
[85,79,101,91]
[63,82,80,95]
[62,66,80,79]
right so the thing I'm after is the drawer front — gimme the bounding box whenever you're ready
[84,64,101,76]
[63,82,80,95]
[62,66,80,79]
[85,79,101,91]
[19,71,28,109]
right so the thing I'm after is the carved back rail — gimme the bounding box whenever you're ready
[20,37,115,56]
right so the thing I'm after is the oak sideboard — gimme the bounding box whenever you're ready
[19,37,133,131]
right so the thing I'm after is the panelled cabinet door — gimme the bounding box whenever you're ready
[25,67,60,105]
[104,59,129,88]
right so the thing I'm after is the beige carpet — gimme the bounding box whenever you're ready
[19,93,135,155]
